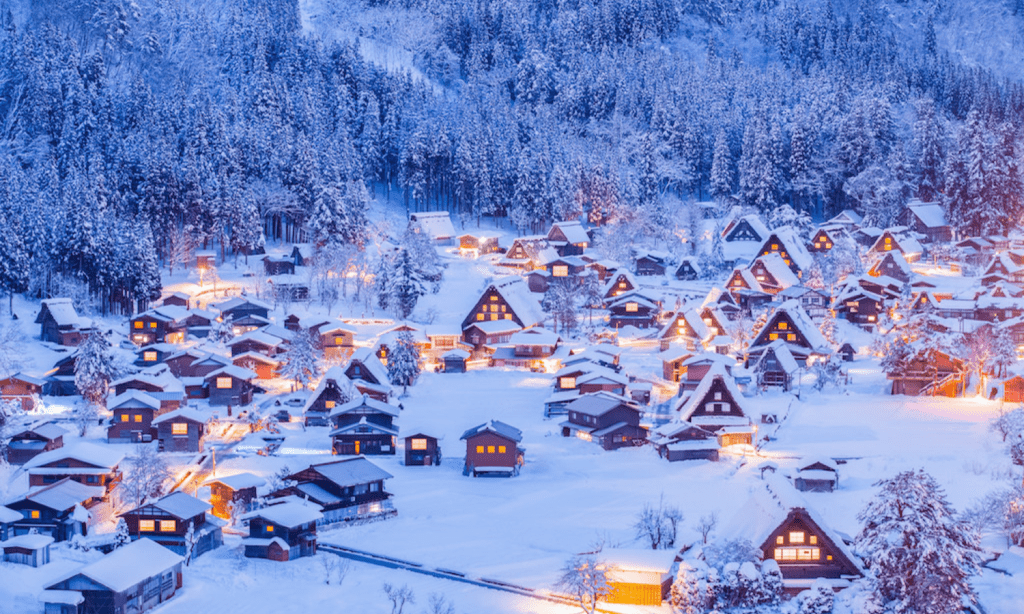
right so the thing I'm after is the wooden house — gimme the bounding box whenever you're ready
[128,305,190,346]
[233,351,280,380]
[442,348,471,373]
[560,394,646,450]
[868,228,924,263]
[404,433,441,466]
[111,365,185,412]
[25,443,124,493]
[134,343,175,368]
[120,491,222,558]
[603,271,639,300]
[458,233,501,258]
[601,549,678,606]
[657,310,709,351]
[794,459,839,493]
[0,505,19,541]
[673,364,754,446]
[345,348,393,389]
[723,214,770,243]
[608,293,660,329]
[674,257,701,281]
[838,342,856,362]
[527,256,589,293]
[755,228,813,277]
[1,533,53,567]
[634,251,668,276]
[291,244,314,267]
[725,267,763,296]
[410,211,457,244]
[868,251,913,283]
[271,458,396,525]
[43,353,78,396]
[329,394,400,455]
[982,252,1024,285]
[107,390,162,444]
[182,308,218,338]
[831,275,900,327]
[807,226,842,253]
[776,286,831,321]
[747,300,833,365]
[5,478,101,541]
[262,254,296,276]
[196,250,216,269]
[7,423,66,465]
[720,480,863,594]
[319,323,357,359]
[226,330,285,357]
[204,365,256,407]
[824,209,863,230]
[490,327,560,368]
[586,259,620,282]
[267,275,310,301]
[36,299,93,346]
[675,353,736,391]
[205,473,265,520]
[461,421,525,477]
[547,220,590,256]
[748,253,800,295]
[752,340,800,391]
[153,408,207,453]
[42,537,184,614]
[160,292,190,309]
[900,202,953,243]
[461,276,546,329]
[660,348,693,383]
[241,502,322,562]
[213,297,272,333]
[887,349,966,397]
[651,423,720,462]
[498,235,557,270]
[0,373,45,411]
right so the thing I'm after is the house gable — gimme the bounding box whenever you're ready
[759,508,862,579]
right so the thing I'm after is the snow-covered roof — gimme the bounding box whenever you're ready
[13,479,105,512]
[576,369,630,387]
[3,372,46,387]
[329,394,400,419]
[38,299,81,327]
[243,501,324,528]
[599,548,677,573]
[723,214,770,242]
[205,365,257,381]
[14,423,67,441]
[303,366,351,415]
[330,417,399,437]
[602,271,638,297]
[509,327,560,346]
[752,253,800,288]
[676,364,748,422]
[465,319,523,334]
[307,458,393,487]
[826,209,863,226]
[25,442,124,471]
[1,533,54,549]
[152,407,208,425]
[461,420,523,442]
[410,211,457,240]
[762,227,813,272]
[232,351,281,365]
[110,365,184,394]
[142,492,211,520]
[548,221,590,245]
[348,348,392,388]
[226,330,285,348]
[108,390,161,411]
[758,340,800,373]
[214,296,272,313]
[566,394,635,418]
[204,472,266,490]
[491,277,546,328]
[56,538,184,593]
[755,300,832,354]
[907,202,948,228]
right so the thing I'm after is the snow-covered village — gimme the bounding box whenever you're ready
[3,1,1024,614]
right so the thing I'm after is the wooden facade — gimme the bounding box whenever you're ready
[153,410,206,453]
[561,396,646,450]
[204,366,255,407]
[758,508,861,582]
[120,492,221,558]
[888,350,966,397]
[462,421,524,477]
[0,373,44,411]
[242,503,321,562]
[272,458,395,525]
[404,433,441,466]
[635,254,667,276]
[205,473,264,520]
[329,395,399,456]
[7,424,65,465]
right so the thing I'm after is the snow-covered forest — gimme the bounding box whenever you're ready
[2,0,1024,314]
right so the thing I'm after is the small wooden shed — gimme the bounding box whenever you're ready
[404,433,441,466]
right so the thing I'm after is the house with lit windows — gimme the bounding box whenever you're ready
[754,228,813,277]
[656,309,709,351]
[329,394,400,455]
[725,267,763,295]
[461,276,546,330]
[344,348,394,400]
[560,394,647,450]
[489,327,562,369]
[302,366,352,426]
[233,351,281,380]
[119,491,223,558]
[205,473,264,520]
[458,233,501,258]
[128,305,190,346]
[746,300,833,367]
[462,320,522,353]
[241,501,322,562]
[603,271,639,300]
[0,372,45,411]
[153,407,207,453]
[404,433,441,466]
[867,228,924,263]
[269,458,396,525]
[546,220,590,256]
[203,365,256,406]
[868,251,913,283]
[36,298,95,346]
[134,343,175,368]
[747,253,800,295]
[498,235,558,269]
[111,364,185,412]
[461,420,525,477]
[807,226,843,253]
[720,478,863,594]
[672,363,755,447]
[608,292,661,329]
[887,348,967,397]
[982,251,1024,285]
[527,255,589,293]
[674,257,701,280]
[319,323,357,359]
[107,390,162,444]
[5,478,100,541]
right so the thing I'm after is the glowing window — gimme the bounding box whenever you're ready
[134,321,143,329]
[160,520,176,532]
[560,377,576,389]
[814,243,821,248]
[487,446,495,454]
[553,265,569,277]
[769,333,779,340]
[144,351,157,361]
[139,520,155,532]
[618,281,626,288]
[134,415,143,423]
[778,322,787,330]
[776,535,784,545]
[325,400,336,409]
[477,313,485,321]
[787,333,796,341]
[490,314,498,321]
[266,525,274,533]
[625,302,639,313]
[30,510,40,519]
[825,243,832,248]
[172,423,188,435]
[121,414,129,422]
[810,535,818,545]
[498,446,506,453]
[771,244,778,250]
[789,531,805,544]
[489,295,498,301]
[216,377,232,389]
[411,438,427,450]
[476,445,484,453]
[335,337,345,345]
[149,322,157,329]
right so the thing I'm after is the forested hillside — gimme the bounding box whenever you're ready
[1,0,1023,313]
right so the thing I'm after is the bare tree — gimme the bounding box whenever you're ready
[556,555,611,614]
[382,583,415,614]
[422,593,455,614]
[320,555,350,585]
[117,444,172,510]
[696,512,719,544]
[183,521,199,566]
[634,495,684,550]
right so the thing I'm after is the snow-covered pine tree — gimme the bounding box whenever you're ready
[113,517,131,549]
[278,329,321,390]
[856,470,983,614]
[799,579,835,614]
[75,331,114,410]
[710,128,733,203]
[390,248,425,320]
[0,204,29,314]
[386,331,421,395]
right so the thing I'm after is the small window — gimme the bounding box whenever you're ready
[149,322,157,329]
[172,423,188,435]
[714,392,722,400]
[477,313,485,321]
[121,414,129,422]
[30,510,40,519]
[626,302,639,313]
[266,525,274,533]
[810,535,818,545]
[134,321,143,329]
[560,377,576,389]
[775,535,783,545]
[778,322,788,330]
[489,295,498,301]
[160,520,176,532]
[487,446,495,454]
[411,438,427,450]
[552,265,568,277]
[335,337,345,345]
[476,445,484,453]
[769,333,779,340]
[498,446,506,454]
[216,377,232,389]
[787,333,796,341]
[139,520,155,532]
[134,414,143,423]
[144,351,157,361]
[789,531,805,544]
[325,400,336,409]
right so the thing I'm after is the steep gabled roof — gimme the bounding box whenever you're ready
[752,253,800,288]
[328,394,400,419]
[410,210,457,240]
[36,299,81,327]
[548,220,590,244]
[347,348,392,388]
[491,277,546,328]
[676,363,748,422]
[760,227,813,272]
[907,202,948,228]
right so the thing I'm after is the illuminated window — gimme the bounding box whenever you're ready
[625,302,639,313]
[498,446,506,453]
[216,377,232,389]
[172,423,188,435]
[814,243,821,248]
[149,322,157,329]
[825,243,832,248]
[325,400,336,409]
[160,520,176,532]
[121,414,129,422]
[500,305,506,312]
[411,438,427,450]
[560,377,576,389]
[266,525,274,533]
[618,281,626,288]
[134,321,143,329]
[487,446,495,453]
[778,322,787,330]
[787,333,795,341]
[776,535,784,545]
[771,244,778,250]
[30,510,40,519]
[476,445,484,453]
[335,337,345,345]
[134,415,142,423]
[553,265,568,277]
[769,333,779,340]
[144,351,157,361]
[490,314,498,321]
[489,295,498,301]
[810,535,818,545]
[477,313,484,321]
[789,531,805,544]
[504,314,512,320]
[139,520,155,532]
